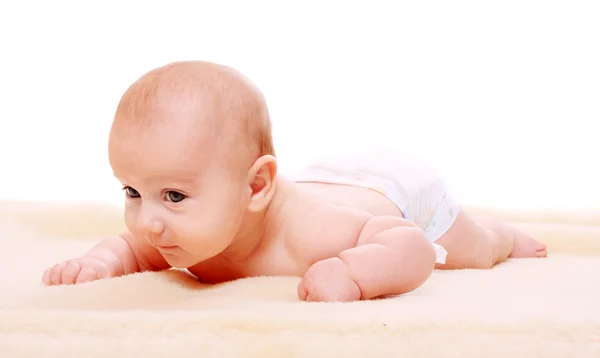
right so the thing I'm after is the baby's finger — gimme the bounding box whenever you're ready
[60,260,81,285]
[297,281,308,301]
[304,288,319,302]
[81,258,111,279]
[49,261,68,285]
[306,293,318,302]
[42,268,51,285]
[75,267,98,284]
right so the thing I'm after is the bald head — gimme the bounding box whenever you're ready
[111,60,275,167]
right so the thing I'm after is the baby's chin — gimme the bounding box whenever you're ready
[160,249,214,269]
[160,251,199,269]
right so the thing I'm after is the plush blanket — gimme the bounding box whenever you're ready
[0,202,599,357]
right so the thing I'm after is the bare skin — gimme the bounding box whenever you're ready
[291,182,547,272]
[41,60,547,302]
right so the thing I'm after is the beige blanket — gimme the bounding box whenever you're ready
[1,202,599,357]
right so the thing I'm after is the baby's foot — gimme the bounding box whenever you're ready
[509,230,547,258]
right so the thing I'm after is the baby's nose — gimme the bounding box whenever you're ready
[134,203,167,246]
[138,218,164,234]
[136,206,165,235]
[149,220,164,234]
[139,220,165,246]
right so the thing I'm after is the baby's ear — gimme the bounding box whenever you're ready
[246,155,278,213]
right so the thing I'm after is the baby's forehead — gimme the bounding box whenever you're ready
[109,133,231,186]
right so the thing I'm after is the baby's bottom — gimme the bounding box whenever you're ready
[433,207,547,270]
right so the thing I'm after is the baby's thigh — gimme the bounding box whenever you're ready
[433,208,495,269]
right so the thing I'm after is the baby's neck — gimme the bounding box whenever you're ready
[218,176,296,264]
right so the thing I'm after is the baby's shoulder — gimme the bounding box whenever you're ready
[283,198,373,260]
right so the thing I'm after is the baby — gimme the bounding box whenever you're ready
[42,61,547,302]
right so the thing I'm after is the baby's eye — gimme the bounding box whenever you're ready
[166,191,187,203]
[124,186,140,198]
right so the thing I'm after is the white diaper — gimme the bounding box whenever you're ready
[289,152,460,264]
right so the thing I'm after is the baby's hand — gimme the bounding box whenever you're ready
[298,257,361,302]
[42,257,115,286]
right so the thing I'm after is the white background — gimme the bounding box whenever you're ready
[0,1,598,210]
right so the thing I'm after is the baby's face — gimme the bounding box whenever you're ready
[109,124,249,268]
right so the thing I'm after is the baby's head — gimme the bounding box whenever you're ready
[108,61,277,267]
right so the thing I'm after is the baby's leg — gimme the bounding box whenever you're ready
[434,208,547,270]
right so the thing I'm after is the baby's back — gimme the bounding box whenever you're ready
[295,181,405,218]
[271,180,405,272]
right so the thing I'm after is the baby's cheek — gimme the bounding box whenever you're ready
[122,209,137,232]
[181,199,243,243]
[177,216,219,243]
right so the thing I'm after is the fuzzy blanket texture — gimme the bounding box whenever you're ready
[0,201,599,358]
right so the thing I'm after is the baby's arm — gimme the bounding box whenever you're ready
[299,216,436,301]
[339,216,436,299]
[42,232,171,285]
